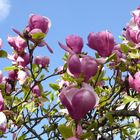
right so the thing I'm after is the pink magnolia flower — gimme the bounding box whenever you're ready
[8,70,17,81]
[81,56,98,81]
[123,27,140,44]
[59,83,99,120]
[67,54,98,81]
[17,70,29,85]
[59,35,83,54]
[34,56,41,65]
[67,54,81,77]
[0,112,7,132]
[32,85,41,97]
[18,53,30,67]
[26,14,51,34]
[7,36,27,53]
[0,91,4,111]
[87,31,115,57]
[8,53,30,68]
[128,71,140,92]
[132,8,140,28]
[34,56,50,67]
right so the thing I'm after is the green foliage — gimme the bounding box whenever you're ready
[0,50,7,58]
[31,32,46,40]
[58,124,73,139]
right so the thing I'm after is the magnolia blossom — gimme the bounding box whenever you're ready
[59,35,83,54]
[26,14,51,34]
[123,27,140,44]
[132,8,140,28]
[0,112,7,132]
[17,70,29,85]
[8,70,17,81]
[7,36,27,53]
[34,56,50,67]
[32,85,41,97]
[67,54,98,81]
[87,30,115,57]
[8,53,29,68]
[59,83,99,120]
[128,71,140,93]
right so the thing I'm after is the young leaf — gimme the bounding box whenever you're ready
[49,83,59,91]
[58,124,73,139]
[0,50,7,58]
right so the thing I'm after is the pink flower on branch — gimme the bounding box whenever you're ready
[59,83,99,120]
[87,30,115,57]
[59,35,83,54]
[67,54,98,82]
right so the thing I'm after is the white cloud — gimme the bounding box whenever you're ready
[0,0,11,21]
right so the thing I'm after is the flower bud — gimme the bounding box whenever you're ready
[7,36,27,53]
[41,56,50,67]
[34,56,42,65]
[59,83,99,120]
[34,56,50,67]
[32,85,41,97]
[8,70,17,81]
[132,8,140,27]
[124,28,140,44]
[81,56,98,81]
[88,31,115,57]
[66,35,83,53]
[129,71,140,93]
[67,54,81,77]
[26,14,51,34]
[59,35,83,54]
[18,53,30,67]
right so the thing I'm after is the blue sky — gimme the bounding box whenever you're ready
[0,0,140,139]
[0,0,140,71]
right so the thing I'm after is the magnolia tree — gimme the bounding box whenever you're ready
[1,7,140,140]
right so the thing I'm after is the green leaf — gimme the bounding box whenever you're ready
[49,83,59,91]
[58,124,73,139]
[3,66,17,71]
[106,53,116,63]
[119,36,125,40]
[106,112,113,124]
[120,44,129,53]
[25,102,36,113]
[123,96,139,104]
[128,51,140,59]
[0,50,7,58]
[50,94,54,102]
[80,132,93,139]
[18,134,26,140]
[31,32,46,40]
[38,74,45,81]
